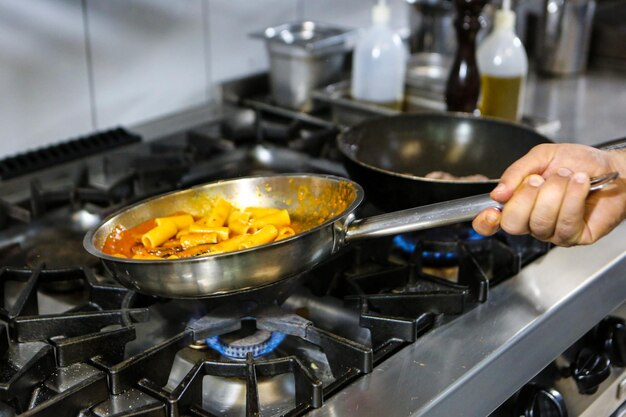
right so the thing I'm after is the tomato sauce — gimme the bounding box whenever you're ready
[102,219,156,258]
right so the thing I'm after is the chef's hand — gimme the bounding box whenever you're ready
[472,143,626,246]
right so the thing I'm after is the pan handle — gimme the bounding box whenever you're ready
[343,172,618,243]
[344,193,501,242]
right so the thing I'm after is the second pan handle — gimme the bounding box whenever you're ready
[344,172,618,243]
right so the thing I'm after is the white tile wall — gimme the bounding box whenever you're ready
[0,0,92,159]
[85,0,209,130]
[0,0,408,160]
[301,0,410,32]
[207,0,299,84]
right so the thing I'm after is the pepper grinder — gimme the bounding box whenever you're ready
[445,0,488,113]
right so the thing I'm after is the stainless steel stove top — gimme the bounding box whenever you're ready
[0,103,625,417]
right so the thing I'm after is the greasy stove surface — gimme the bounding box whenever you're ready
[0,113,549,416]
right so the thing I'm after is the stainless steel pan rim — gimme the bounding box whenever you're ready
[83,173,365,265]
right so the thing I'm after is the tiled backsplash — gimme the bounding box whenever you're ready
[303,0,407,33]
[0,0,93,158]
[85,0,209,129]
[209,0,300,84]
[0,0,409,159]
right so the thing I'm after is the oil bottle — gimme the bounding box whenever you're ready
[477,0,528,122]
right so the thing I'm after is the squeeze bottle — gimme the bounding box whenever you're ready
[477,0,528,122]
[351,0,407,109]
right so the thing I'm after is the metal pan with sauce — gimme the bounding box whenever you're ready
[84,173,616,300]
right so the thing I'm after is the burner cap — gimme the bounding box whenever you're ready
[206,330,286,359]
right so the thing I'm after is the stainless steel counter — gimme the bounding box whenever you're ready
[309,221,626,417]
[525,69,626,145]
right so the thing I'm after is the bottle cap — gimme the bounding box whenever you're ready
[495,0,516,30]
[372,0,391,24]
[494,9,516,30]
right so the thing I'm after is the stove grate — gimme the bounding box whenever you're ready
[0,265,154,414]
[0,266,149,342]
[51,326,136,368]
[0,322,56,413]
[138,355,323,417]
[0,128,141,180]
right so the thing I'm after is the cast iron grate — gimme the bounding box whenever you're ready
[0,164,135,229]
[0,265,150,414]
[0,265,379,416]
[0,128,141,180]
[83,300,374,417]
[0,170,84,227]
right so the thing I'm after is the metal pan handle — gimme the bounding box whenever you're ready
[589,172,619,191]
[343,172,618,242]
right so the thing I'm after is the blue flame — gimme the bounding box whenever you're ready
[467,229,485,241]
[394,234,458,260]
[205,332,287,358]
[422,250,457,260]
[392,231,486,261]
[393,235,417,253]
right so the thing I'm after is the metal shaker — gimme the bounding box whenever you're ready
[536,0,596,75]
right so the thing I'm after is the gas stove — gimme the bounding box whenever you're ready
[0,102,625,417]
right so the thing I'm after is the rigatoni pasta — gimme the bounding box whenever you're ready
[276,226,295,241]
[141,219,177,249]
[179,232,218,249]
[201,197,232,228]
[250,209,290,232]
[102,197,300,260]
[156,214,194,229]
[227,210,251,235]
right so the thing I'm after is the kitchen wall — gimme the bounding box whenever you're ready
[0,0,409,159]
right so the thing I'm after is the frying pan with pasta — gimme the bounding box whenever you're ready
[83,173,512,299]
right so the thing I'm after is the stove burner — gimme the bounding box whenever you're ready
[26,238,97,270]
[394,234,458,261]
[206,329,286,359]
[393,225,487,264]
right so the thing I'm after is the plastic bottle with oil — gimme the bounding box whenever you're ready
[477,0,527,122]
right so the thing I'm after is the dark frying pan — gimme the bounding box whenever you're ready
[336,113,553,211]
